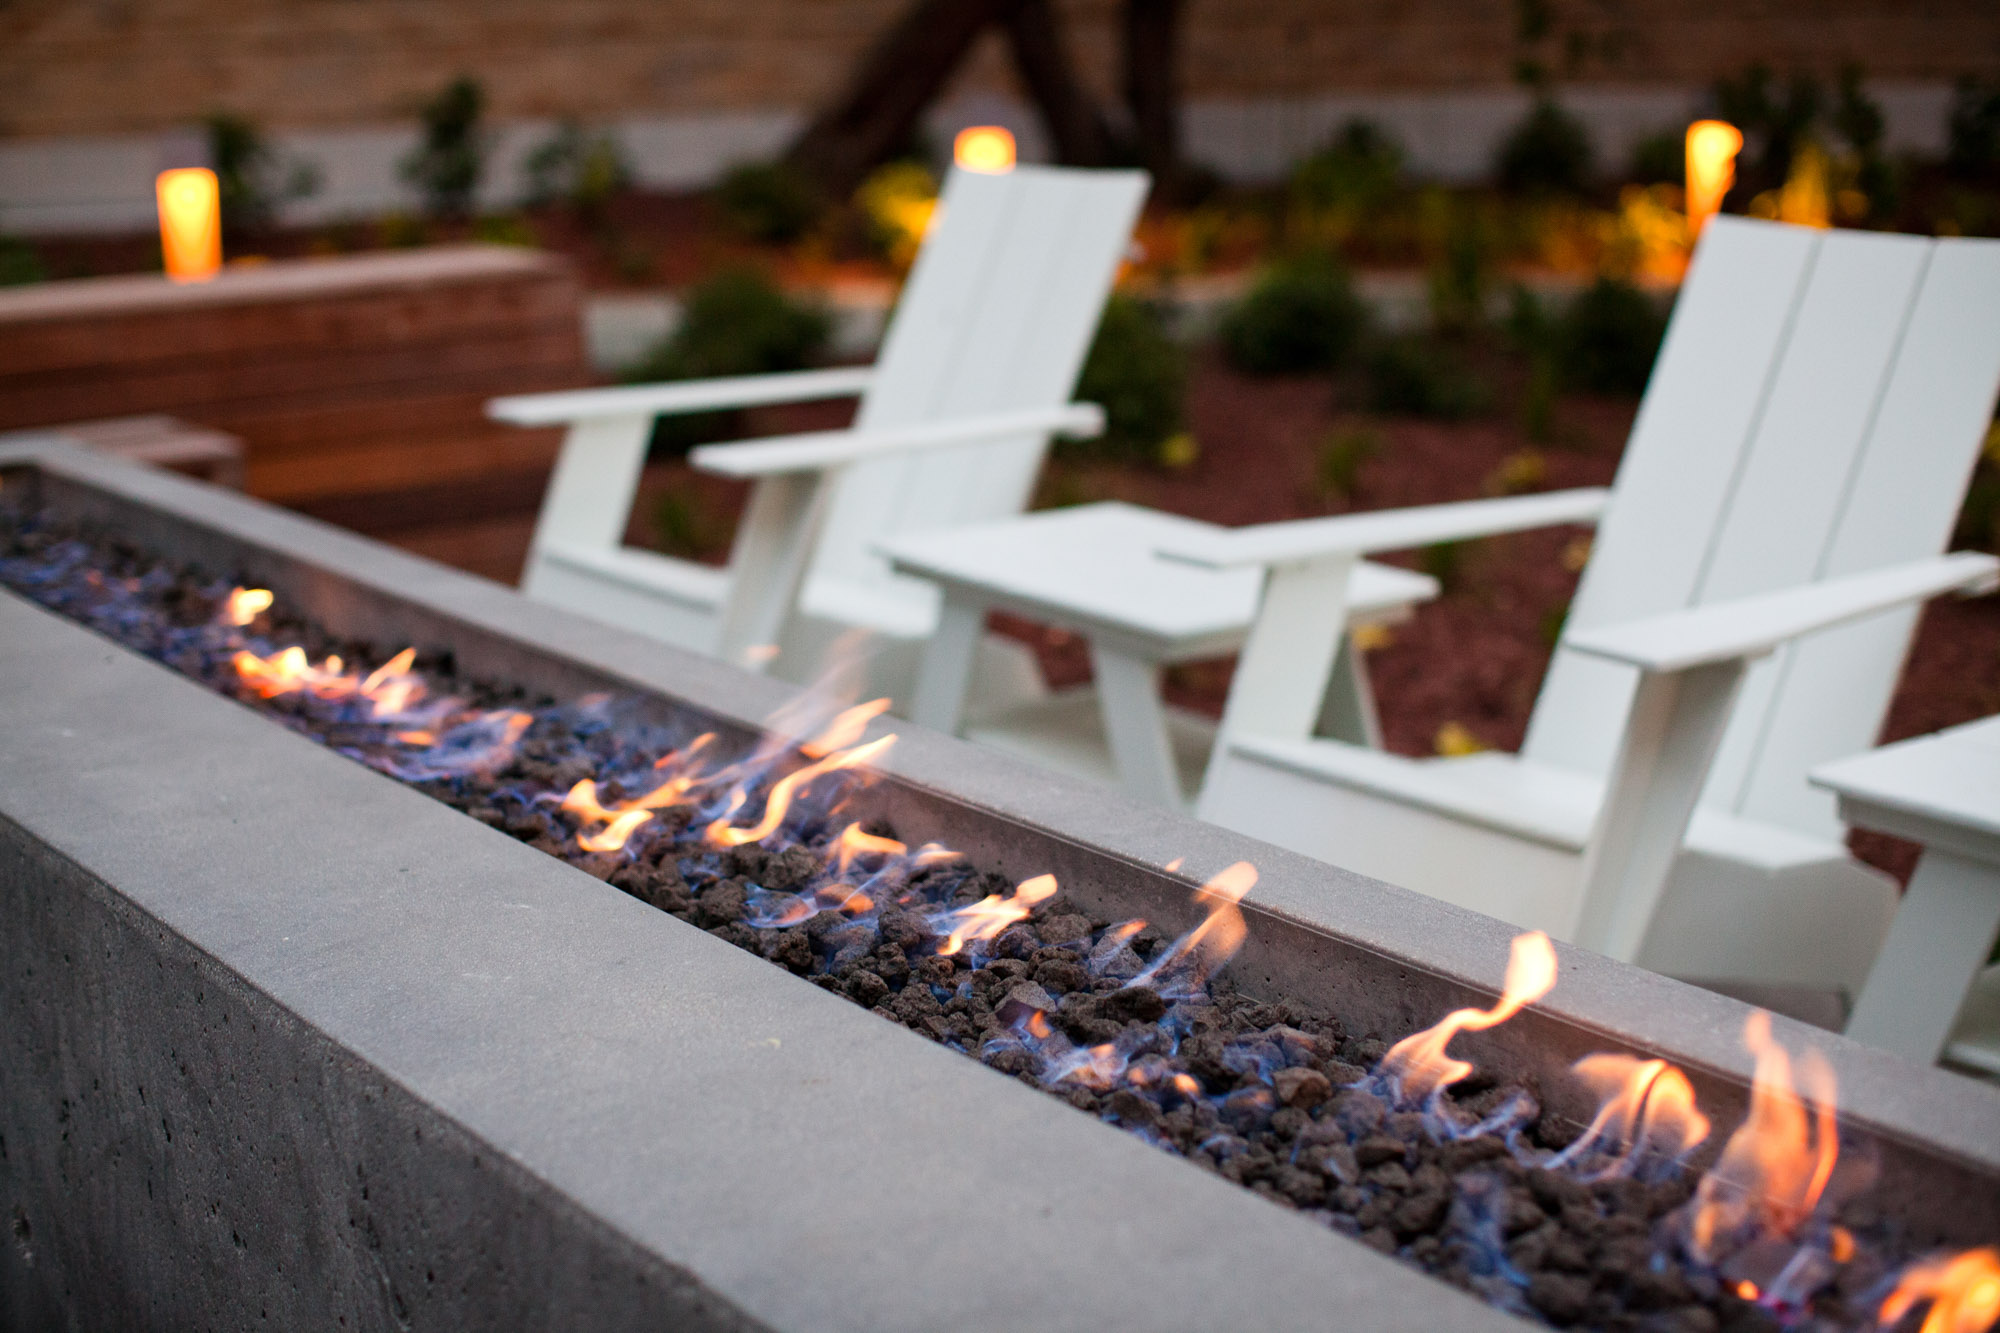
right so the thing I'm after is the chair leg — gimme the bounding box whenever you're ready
[715,472,831,669]
[1571,660,1747,962]
[1845,849,2000,1064]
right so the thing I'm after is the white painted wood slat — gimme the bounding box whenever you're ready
[1523,218,1820,779]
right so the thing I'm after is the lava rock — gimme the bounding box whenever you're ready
[1272,1066,1332,1109]
[1528,1272,1593,1325]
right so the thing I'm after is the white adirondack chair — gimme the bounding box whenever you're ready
[1155,219,2000,994]
[487,164,1150,696]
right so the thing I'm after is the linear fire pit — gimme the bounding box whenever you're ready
[3,436,1998,1332]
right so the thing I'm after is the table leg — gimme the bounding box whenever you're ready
[1845,848,2000,1065]
[1088,642,1183,808]
[908,593,986,734]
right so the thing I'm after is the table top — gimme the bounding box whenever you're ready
[1810,715,2000,853]
[876,501,1439,658]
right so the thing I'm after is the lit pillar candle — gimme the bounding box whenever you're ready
[156,167,221,282]
[1684,120,1744,239]
[953,126,1017,175]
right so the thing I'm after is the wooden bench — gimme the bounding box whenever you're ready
[0,246,591,529]
[55,414,246,489]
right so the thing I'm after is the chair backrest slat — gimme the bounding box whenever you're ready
[1524,218,2000,841]
[1523,218,1821,778]
[1728,235,2000,833]
[811,166,1149,594]
[1692,229,1933,831]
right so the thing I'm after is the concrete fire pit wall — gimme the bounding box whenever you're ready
[1,437,1522,1329]
[3,437,1999,1327]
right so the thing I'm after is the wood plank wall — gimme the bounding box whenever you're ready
[0,246,591,532]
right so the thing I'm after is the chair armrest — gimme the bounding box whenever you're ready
[689,403,1105,478]
[486,367,876,426]
[1565,552,2000,673]
[1155,488,1610,570]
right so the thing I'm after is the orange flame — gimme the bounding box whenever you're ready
[1056,1042,1124,1089]
[1379,931,1558,1106]
[937,873,1058,956]
[799,698,891,758]
[559,764,715,854]
[223,587,272,626]
[1566,1053,1710,1174]
[1688,1010,1839,1259]
[1879,1248,2000,1333]
[1141,861,1257,986]
[1100,920,1146,948]
[231,642,426,716]
[705,734,897,848]
[832,822,907,874]
[233,645,347,699]
[359,647,422,716]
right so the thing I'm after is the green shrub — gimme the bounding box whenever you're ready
[716,161,825,244]
[1425,199,1496,335]
[1947,77,2000,182]
[1314,427,1381,500]
[205,113,319,238]
[1628,130,1684,185]
[470,214,539,247]
[1557,276,1666,395]
[626,268,832,455]
[1712,63,1822,196]
[525,122,630,222]
[1953,421,2000,552]
[400,76,486,219]
[1066,295,1188,466]
[1290,120,1404,215]
[1219,253,1368,375]
[0,235,45,287]
[651,484,730,560]
[1496,98,1595,196]
[1364,334,1490,419]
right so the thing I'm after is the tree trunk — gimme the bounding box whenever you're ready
[784,0,1014,198]
[1123,0,1183,193]
[1001,0,1120,166]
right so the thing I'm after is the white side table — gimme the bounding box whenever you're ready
[877,502,1438,808]
[1810,716,2000,1074]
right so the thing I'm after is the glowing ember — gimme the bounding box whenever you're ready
[1880,1247,2000,1333]
[1687,1010,1840,1260]
[1553,1053,1710,1180]
[936,873,1058,956]
[222,586,272,626]
[1377,931,1557,1107]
